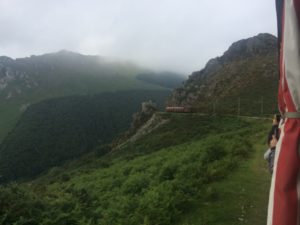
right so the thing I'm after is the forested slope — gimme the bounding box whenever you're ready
[0,90,170,182]
[0,51,180,143]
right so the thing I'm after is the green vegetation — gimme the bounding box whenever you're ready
[187,56,278,117]
[0,51,175,143]
[179,117,271,225]
[0,90,170,182]
[0,114,271,225]
[168,34,278,117]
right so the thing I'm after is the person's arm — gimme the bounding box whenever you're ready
[264,148,272,160]
[270,135,278,149]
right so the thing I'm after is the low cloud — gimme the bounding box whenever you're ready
[0,0,277,74]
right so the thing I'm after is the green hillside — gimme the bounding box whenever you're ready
[0,51,175,143]
[167,33,278,117]
[0,90,170,182]
[0,113,271,225]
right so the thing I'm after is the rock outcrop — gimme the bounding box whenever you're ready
[127,100,158,135]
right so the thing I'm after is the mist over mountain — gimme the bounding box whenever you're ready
[0,33,278,225]
[0,0,281,224]
[0,33,279,183]
[0,50,184,142]
[137,71,185,89]
[0,50,158,101]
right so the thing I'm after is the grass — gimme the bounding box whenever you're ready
[0,114,272,225]
[178,118,271,225]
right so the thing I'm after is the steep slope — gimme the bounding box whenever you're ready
[0,34,276,225]
[0,90,170,182]
[0,51,181,142]
[0,50,152,100]
[167,33,278,116]
[0,114,271,225]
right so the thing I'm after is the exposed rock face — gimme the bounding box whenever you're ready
[111,100,159,150]
[223,33,277,61]
[167,33,278,115]
[129,100,158,134]
[0,56,37,99]
[125,113,169,144]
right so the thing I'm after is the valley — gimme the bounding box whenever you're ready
[0,33,277,225]
[0,51,185,143]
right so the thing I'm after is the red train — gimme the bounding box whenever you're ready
[165,106,192,113]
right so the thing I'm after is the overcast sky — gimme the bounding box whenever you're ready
[0,0,277,74]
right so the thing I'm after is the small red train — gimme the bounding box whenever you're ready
[165,106,192,113]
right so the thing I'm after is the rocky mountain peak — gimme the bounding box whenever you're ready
[187,33,277,85]
[56,49,82,56]
[167,33,278,115]
[223,33,277,61]
[0,56,14,65]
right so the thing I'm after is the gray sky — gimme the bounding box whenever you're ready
[0,0,277,74]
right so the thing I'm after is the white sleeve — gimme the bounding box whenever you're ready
[264,148,271,160]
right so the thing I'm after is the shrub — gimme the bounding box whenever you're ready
[122,173,150,194]
[159,162,179,181]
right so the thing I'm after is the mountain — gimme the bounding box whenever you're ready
[0,90,170,182]
[0,50,182,142]
[167,33,278,116]
[0,34,277,224]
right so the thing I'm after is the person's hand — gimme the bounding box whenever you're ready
[270,135,278,149]
[272,118,278,125]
